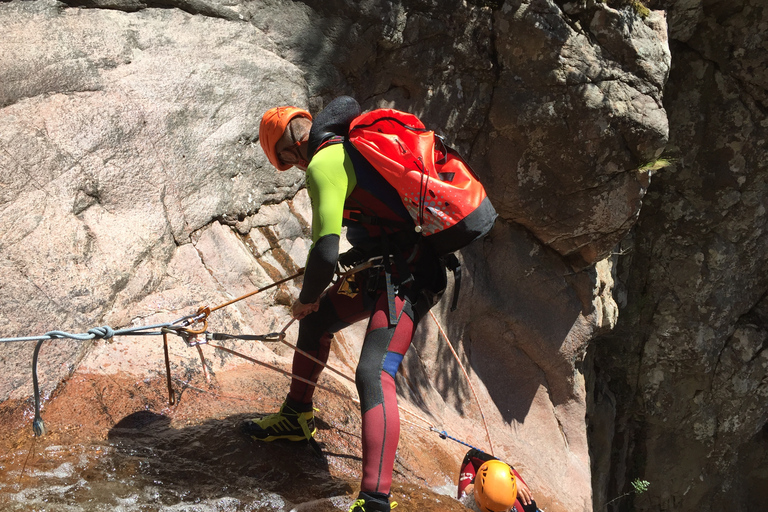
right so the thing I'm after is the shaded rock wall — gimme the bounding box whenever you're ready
[589,0,768,510]
[478,0,669,267]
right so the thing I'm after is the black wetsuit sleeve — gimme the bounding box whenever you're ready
[299,234,340,304]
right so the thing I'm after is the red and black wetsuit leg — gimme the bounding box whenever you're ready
[286,272,422,498]
[357,290,417,495]
[287,277,373,406]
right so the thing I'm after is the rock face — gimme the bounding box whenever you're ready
[2,0,761,511]
[589,1,768,510]
[1,0,306,395]
[479,0,669,268]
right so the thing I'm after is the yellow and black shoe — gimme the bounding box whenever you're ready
[243,399,316,442]
[348,492,397,511]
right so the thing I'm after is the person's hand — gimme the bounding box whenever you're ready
[291,298,319,319]
[517,478,533,506]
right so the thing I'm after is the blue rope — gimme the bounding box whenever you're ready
[431,427,491,456]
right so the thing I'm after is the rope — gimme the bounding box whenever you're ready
[22,320,209,437]
[198,318,497,455]
[267,320,355,385]
[203,323,442,435]
[31,340,47,437]
[431,428,490,454]
[151,271,484,454]
[209,269,304,314]
[0,322,181,344]
[163,332,175,406]
[206,342,355,401]
[429,310,495,456]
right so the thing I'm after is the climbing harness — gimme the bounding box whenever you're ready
[3,266,493,460]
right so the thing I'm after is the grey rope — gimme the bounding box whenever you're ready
[20,315,492,454]
[6,270,305,437]
[13,318,199,437]
[0,320,194,344]
[32,340,47,436]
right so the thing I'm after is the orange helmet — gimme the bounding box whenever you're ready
[259,106,312,171]
[474,460,518,512]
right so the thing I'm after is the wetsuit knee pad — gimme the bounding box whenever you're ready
[355,329,392,412]
[355,301,415,413]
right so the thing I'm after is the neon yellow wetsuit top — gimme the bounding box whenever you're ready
[299,143,356,304]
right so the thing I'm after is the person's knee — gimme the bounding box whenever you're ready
[296,319,323,351]
[355,353,381,394]
[296,302,336,351]
[355,328,394,409]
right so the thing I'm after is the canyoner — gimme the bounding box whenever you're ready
[321,103,499,313]
[252,95,498,512]
[458,449,541,512]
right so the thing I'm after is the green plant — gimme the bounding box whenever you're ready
[605,0,651,18]
[631,479,651,493]
[638,158,674,175]
[628,0,650,18]
[605,478,651,508]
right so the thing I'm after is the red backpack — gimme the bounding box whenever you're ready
[347,109,497,256]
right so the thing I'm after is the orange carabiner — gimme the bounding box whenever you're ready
[184,306,210,335]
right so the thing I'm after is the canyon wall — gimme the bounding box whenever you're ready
[1,0,763,510]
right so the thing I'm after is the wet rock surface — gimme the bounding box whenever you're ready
[0,365,469,511]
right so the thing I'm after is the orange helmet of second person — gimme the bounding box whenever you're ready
[475,460,518,512]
